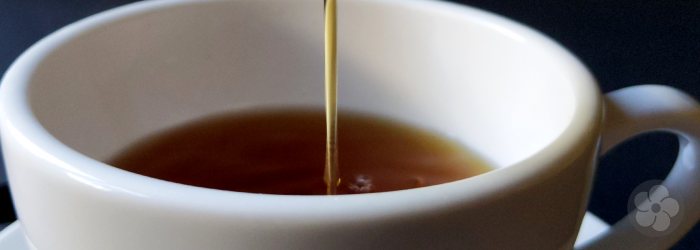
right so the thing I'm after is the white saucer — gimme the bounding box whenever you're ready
[0,222,32,250]
[576,212,610,247]
[0,212,609,249]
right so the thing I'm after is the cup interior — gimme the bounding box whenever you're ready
[26,0,587,169]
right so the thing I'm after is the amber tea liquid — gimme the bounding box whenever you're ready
[108,109,491,195]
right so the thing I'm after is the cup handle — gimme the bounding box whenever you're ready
[577,85,700,250]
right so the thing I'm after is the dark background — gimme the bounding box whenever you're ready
[1,0,698,249]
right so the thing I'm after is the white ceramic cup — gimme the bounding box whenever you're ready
[2,0,700,249]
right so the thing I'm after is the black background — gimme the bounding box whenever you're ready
[1,0,699,249]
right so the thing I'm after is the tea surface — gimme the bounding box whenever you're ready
[108,109,491,195]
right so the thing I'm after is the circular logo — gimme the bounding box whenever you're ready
[627,180,684,237]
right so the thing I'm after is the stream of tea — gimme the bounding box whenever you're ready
[324,0,340,195]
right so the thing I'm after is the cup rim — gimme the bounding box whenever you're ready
[0,0,602,217]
